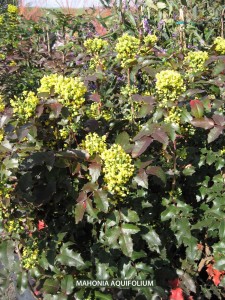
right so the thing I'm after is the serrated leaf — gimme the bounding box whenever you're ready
[132,136,153,158]
[61,275,74,295]
[208,126,223,143]
[161,206,178,221]
[190,99,204,118]
[120,208,140,223]
[56,247,85,269]
[121,223,140,234]
[43,279,59,294]
[75,202,86,224]
[96,263,110,280]
[131,250,147,260]
[121,262,137,279]
[142,229,161,253]
[146,166,166,184]
[16,271,28,294]
[89,162,101,182]
[94,190,109,213]
[95,291,112,300]
[191,117,214,129]
[119,233,133,257]
[105,226,120,245]
[115,131,131,152]
[133,169,148,189]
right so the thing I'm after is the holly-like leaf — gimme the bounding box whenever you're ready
[190,99,204,119]
[94,291,112,300]
[133,169,148,189]
[191,117,214,129]
[121,223,140,235]
[208,126,223,143]
[61,275,74,295]
[94,190,109,213]
[132,136,153,158]
[115,131,132,152]
[146,166,166,184]
[119,233,133,257]
[142,229,161,253]
[75,202,86,224]
[151,127,169,145]
[43,279,59,294]
[89,162,101,182]
[56,247,85,269]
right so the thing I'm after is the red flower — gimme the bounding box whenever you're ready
[38,220,46,231]
[169,287,184,300]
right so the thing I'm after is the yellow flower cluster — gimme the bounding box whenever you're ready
[155,70,186,107]
[38,74,87,117]
[143,34,158,46]
[115,33,140,68]
[0,129,4,142]
[100,144,134,197]
[81,132,107,156]
[0,180,11,199]
[22,243,39,269]
[213,37,225,54]
[86,102,112,120]
[7,4,18,14]
[121,85,138,97]
[10,91,39,121]
[184,51,209,73]
[164,106,182,126]
[37,73,59,94]
[89,56,106,70]
[0,95,5,112]
[84,38,108,54]
[5,219,23,234]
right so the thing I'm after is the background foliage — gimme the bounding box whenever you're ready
[1,0,225,299]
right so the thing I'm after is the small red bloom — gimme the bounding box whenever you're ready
[38,220,46,231]
[169,287,184,300]
[82,201,87,209]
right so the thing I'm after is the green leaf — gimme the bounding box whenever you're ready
[119,233,133,257]
[56,247,85,269]
[133,169,148,189]
[61,275,74,295]
[115,131,131,152]
[191,117,214,130]
[208,126,223,143]
[95,291,112,300]
[142,229,161,253]
[43,278,59,294]
[75,202,86,224]
[96,263,110,280]
[121,223,140,235]
[89,162,101,182]
[105,226,120,246]
[94,190,109,213]
[121,262,137,279]
[16,271,28,294]
[0,240,15,270]
[157,2,166,9]
[190,99,204,119]
[219,219,225,239]
[146,166,166,184]
[161,206,178,221]
[132,136,153,158]
[131,250,147,261]
[120,208,140,223]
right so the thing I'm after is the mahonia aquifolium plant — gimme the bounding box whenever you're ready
[115,33,140,68]
[139,34,158,55]
[84,38,108,70]
[0,129,4,142]
[22,242,39,269]
[10,91,39,121]
[7,4,18,14]
[86,102,112,121]
[121,85,138,97]
[0,15,4,25]
[213,37,225,54]
[81,132,107,156]
[0,95,5,112]
[155,70,186,108]
[184,51,209,73]
[100,144,134,197]
[84,38,108,55]
[38,74,87,117]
